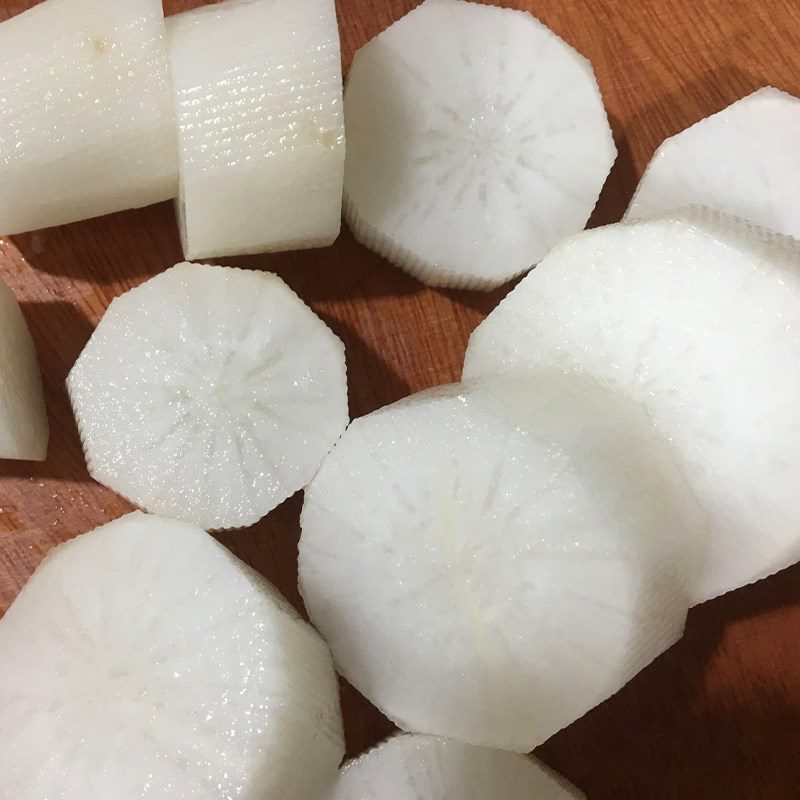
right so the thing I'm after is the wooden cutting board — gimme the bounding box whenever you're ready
[2,0,800,796]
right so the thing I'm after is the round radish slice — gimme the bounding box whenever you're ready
[68,262,348,530]
[0,0,177,235]
[626,88,800,238]
[0,277,47,460]
[329,734,584,800]
[0,511,344,800]
[299,374,703,751]
[166,0,345,260]
[343,0,616,290]
[464,207,800,604]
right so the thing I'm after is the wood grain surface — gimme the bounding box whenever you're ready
[2,0,800,797]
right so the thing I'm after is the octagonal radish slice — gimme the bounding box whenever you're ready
[68,262,348,530]
[0,511,344,800]
[0,277,47,460]
[0,0,177,235]
[166,0,345,260]
[464,207,800,604]
[328,734,584,800]
[343,0,616,290]
[626,88,800,238]
[299,374,704,751]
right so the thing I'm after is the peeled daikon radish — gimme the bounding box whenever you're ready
[0,511,344,800]
[0,0,177,235]
[328,734,585,800]
[0,278,47,460]
[68,263,348,530]
[465,207,800,604]
[299,373,704,751]
[626,88,800,238]
[343,0,616,290]
[166,0,345,260]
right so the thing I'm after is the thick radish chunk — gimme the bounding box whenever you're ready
[68,263,348,530]
[464,207,800,604]
[0,0,177,235]
[299,374,703,751]
[0,512,344,800]
[343,0,616,290]
[167,0,345,260]
[0,278,47,460]
[329,734,584,800]
[626,88,800,238]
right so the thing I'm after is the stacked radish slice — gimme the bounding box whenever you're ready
[0,512,344,800]
[327,734,585,800]
[300,373,704,750]
[343,0,616,289]
[68,263,348,530]
[465,207,800,603]
[626,88,800,238]
[0,278,47,460]
[0,0,178,234]
[166,0,345,259]
[300,208,800,759]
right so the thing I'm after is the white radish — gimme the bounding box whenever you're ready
[299,373,704,751]
[0,0,177,235]
[0,277,47,460]
[464,207,800,604]
[343,0,616,290]
[166,0,345,260]
[626,88,800,238]
[68,262,348,530]
[328,734,584,800]
[0,511,344,800]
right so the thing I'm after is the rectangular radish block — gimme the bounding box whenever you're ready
[167,0,345,260]
[0,0,178,235]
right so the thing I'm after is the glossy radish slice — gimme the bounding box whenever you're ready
[0,278,47,460]
[68,263,348,530]
[0,511,344,800]
[328,734,584,800]
[166,0,345,260]
[299,374,703,751]
[626,88,800,238]
[0,0,177,235]
[343,0,616,290]
[464,207,800,604]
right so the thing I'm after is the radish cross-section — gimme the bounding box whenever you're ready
[300,375,703,751]
[0,512,344,800]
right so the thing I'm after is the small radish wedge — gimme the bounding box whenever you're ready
[299,374,704,751]
[0,277,47,460]
[0,0,178,235]
[343,0,616,290]
[626,88,800,238]
[465,207,800,604]
[0,511,344,800]
[166,0,345,260]
[328,734,585,800]
[68,263,348,530]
